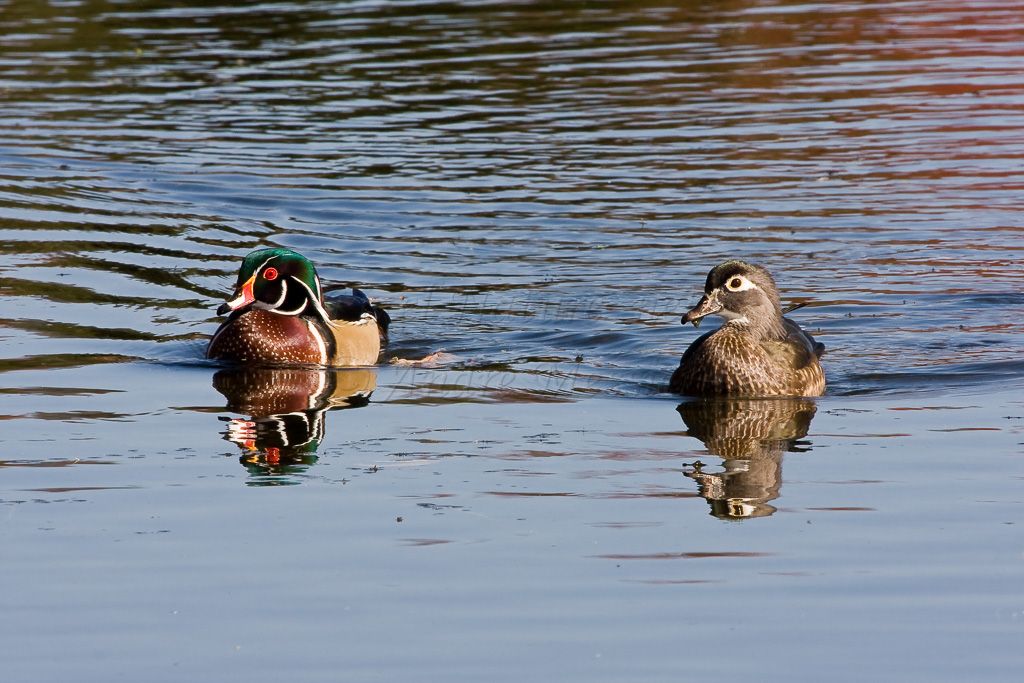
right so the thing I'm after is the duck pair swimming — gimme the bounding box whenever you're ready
[207,250,825,398]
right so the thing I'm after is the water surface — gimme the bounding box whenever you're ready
[1,1,1023,680]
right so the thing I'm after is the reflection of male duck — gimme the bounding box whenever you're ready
[678,398,816,520]
[214,367,376,483]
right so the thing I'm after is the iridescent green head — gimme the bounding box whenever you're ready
[217,248,324,316]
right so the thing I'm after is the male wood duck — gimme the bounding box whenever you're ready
[669,260,825,397]
[207,248,390,366]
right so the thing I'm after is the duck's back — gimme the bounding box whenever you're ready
[670,322,824,397]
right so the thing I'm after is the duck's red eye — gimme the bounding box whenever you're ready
[263,267,278,280]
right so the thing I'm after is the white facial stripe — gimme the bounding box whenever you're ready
[723,275,758,292]
[255,280,292,312]
[274,281,310,316]
[292,276,318,302]
[292,276,333,322]
[253,256,277,283]
[719,310,749,323]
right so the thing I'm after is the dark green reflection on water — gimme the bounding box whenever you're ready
[679,398,816,520]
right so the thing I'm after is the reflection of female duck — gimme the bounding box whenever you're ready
[678,398,816,520]
[213,367,376,482]
[671,261,825,397]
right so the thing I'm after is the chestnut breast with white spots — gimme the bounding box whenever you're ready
[207,309,327,365]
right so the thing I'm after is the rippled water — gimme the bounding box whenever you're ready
[2,1,1024,680]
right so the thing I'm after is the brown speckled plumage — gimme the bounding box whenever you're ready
[670,260,825,397]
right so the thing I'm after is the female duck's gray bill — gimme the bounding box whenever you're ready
[681,293,723,328]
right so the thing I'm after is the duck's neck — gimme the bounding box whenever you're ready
[725,307,786,341]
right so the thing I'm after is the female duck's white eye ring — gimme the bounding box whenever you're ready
[725,275,756,292]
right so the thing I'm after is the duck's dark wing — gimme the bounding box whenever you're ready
[323,288,371,322]
[781,304,825,358]
[324,288,391,341]
[776,317,824,368]
[370,303,391,342]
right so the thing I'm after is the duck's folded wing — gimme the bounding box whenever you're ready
[324,288,390,341]
[324,288,371,321]
[772,317,825,369]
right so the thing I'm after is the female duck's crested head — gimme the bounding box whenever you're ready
[683,260,785,339]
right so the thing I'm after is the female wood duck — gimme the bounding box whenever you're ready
[207,248,390,366]
[669,260,825,397]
